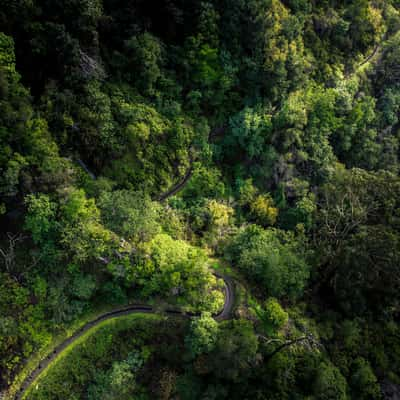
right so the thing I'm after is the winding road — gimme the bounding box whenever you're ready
[157,160,194,202]
[15,139,230,400]
[75,153,194,203]
[14,274,234,400]
[344,33,389,80]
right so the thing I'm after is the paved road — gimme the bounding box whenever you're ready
[158,163,194,201]
[158,152,195,202]
[14,273,234,400]
[74,154,194,202]
[213,272,234,321]
[21,145,229,400]
[345,33,388,79]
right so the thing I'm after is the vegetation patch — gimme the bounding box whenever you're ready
[1,1,400,398]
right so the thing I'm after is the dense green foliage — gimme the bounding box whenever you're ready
[1,0,400,398]
[226,225,310,300]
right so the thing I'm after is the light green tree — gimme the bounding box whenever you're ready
[185,312,219,358]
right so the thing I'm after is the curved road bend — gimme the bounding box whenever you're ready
[158,152,195,202]
[74,154,193,203]
[15,274,234,400]
[158,164,194,202]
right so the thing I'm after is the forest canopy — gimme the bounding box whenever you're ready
[1,0,400,399]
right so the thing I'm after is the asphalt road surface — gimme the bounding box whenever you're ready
[15,273,234,400]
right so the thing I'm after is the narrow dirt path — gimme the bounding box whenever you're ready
[14,274,234,400]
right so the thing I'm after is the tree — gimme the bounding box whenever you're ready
[249,194,278,226]
[206,319,258,382]
[87,351,147,400]
[24,194,58,245]
[109,360,135,395]
[0,33,70,211]
[237,178,258,207]
[236,179,278,226]
[135,233,224,313]
[334,225,400,316]
[24,193,62,270]
[227,225,310,300]
[0,232,27,279]
[98,190,161,243]
[347,0,383,54]
[185,312,219,358]
[253,298,288,336]
[222,105,278,186]
[0,273,51,387]
[350,358,381,400]
[123,32,164,95]
[202,199,235,248]
[106,98,195,195]
[333,95,380,170]
[316,166,400,316]
[70,274,96,300]
[60,188,115,263]
[313,362,348,400]
[182,163,226,202]
[183,34,236,112]
[248,0,310,100]
[273,84,339,181]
